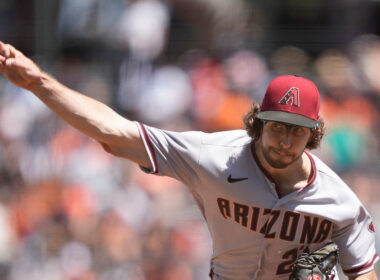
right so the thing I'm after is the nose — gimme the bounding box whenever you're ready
[279,131,291,149]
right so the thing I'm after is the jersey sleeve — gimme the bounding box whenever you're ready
[332,204,379,277]
[135,122,203,187]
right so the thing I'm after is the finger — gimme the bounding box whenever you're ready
[6,44,18,58]
[0,43,20,58]
[0,41,6,56]
[0,54,5,72]
[0,42,10,57]
[5,58,16,67]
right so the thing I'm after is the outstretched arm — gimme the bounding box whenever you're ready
[0,41,152,169]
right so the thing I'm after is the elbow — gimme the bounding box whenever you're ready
[98,141,118,156]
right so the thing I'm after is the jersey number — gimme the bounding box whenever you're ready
[276,246,309,275]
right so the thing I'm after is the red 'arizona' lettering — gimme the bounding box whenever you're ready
[216,197,332,244]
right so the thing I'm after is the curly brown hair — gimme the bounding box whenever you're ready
[243,104,325,150]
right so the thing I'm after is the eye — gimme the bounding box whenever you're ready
[291,126,307,136]
[270,122,286,132]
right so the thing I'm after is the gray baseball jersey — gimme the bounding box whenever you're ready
[136,122,378,279]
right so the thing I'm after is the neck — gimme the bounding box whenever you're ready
[254,142,312,197]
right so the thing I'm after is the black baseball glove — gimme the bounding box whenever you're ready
[289,242,339,280]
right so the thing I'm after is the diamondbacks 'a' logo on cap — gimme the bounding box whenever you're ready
[278,87,300,107]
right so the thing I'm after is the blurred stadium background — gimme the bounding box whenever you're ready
[1,0,380,279]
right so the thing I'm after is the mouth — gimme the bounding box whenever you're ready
[272,149,291,157]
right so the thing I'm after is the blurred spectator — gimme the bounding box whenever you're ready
[223,49,271,102]
[314,49,379,171]
[189,57,252,131]
[270,45,311,77]
[118,0,170,60]
[116,0,171,117]
[349,34,380,95]
[135,65,193,125]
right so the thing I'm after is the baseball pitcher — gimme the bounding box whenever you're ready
[0,42,378,280]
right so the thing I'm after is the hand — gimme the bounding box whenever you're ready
[0,41,43,90]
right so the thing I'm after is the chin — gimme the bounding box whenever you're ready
[267,159,292,169]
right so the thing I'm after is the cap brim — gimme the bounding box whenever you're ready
[257,111,317,128]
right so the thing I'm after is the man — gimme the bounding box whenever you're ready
[0,42,378,279]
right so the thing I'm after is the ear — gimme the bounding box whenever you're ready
[256,119,265,141]
[306,127,319,149]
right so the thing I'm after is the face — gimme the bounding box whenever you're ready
[257,121,311,169]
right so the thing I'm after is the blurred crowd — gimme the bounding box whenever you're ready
[1,0,380,279]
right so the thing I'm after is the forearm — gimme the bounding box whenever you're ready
[0,41,151,168]
[29,71,134,145]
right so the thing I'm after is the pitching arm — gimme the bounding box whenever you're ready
[0,41,152,169]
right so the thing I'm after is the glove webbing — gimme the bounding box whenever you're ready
[291,243,339,280]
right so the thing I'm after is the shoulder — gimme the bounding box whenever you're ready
[309,153,356,200]
[201,129,252,147]
[149,126,252,148]
[307,152,368,221]
[140,124,251,155]
[308,152,348,186]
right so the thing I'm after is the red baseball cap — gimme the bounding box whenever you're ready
[257,75,320,128]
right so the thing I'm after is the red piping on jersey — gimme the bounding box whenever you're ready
[138,122,158,174]
[343,253,379,275]
[300,151,316,192]
[250,143,316,198]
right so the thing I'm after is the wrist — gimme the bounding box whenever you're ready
[28,71,53,93]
